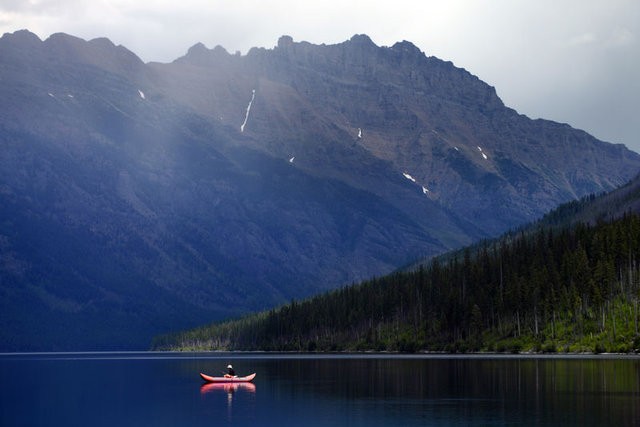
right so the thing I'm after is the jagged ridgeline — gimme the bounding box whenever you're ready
[154,181,640,353]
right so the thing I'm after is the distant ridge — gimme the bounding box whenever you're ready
[536,173,640,228]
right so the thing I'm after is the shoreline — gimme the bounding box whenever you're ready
[2,350,639,360]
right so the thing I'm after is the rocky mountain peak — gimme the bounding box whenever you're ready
[348,33,376,47]
[36,32,144,76]
[391,40,423,56]
[0,28,41,45]
[177,41,232,66]
[187,41,208,55]
[277,35,294,49]
[88,36,117,49]
[0,29,43,59]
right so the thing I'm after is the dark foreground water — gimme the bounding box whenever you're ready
[1,353,639,426]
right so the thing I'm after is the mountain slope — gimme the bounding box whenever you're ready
[535,173,640,228]
[155,176,640,353]
[0,30,638,350]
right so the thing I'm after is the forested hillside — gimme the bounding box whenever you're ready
[154,211,640,353]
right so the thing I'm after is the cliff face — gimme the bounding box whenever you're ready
[0,31,638,350]
[160,33,637,232]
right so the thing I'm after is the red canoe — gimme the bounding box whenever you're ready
[199,372,256,383]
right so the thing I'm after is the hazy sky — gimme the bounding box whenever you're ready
[1,0,638,152]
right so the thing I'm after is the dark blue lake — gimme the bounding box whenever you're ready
[1,353,639,426]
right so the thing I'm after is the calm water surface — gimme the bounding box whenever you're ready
[1,353,639,426]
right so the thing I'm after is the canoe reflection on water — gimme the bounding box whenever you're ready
[200,381,257,394]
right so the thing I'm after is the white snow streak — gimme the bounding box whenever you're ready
[482,152,488,160]
[289,156,295,163]
[138,90,146,100]
[67,94,74,98]
[403,172,416,183]
[477,146,483,151]
[454,146,459,151]
[240,89,256,133]
[404,172,431,197]
[358,128,362,138]
[48,92,55,98]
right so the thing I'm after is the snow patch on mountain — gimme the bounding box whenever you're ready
[403,172,416,182]
[240,89,256,133]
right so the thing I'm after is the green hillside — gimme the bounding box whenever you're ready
[153,179,640,353]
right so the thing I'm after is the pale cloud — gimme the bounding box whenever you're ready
[608,27,635,47]
[566,33,598,47]
[0,0,638,153]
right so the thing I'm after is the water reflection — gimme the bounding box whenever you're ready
[199,377,256,424]
[258,356,640,426]
[200,382,257,394]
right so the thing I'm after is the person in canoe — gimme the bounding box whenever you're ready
[224,364,236,378]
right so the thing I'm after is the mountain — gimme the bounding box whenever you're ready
[155,174,640,353]
[0,30,638,350]
[161,34,639,232]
